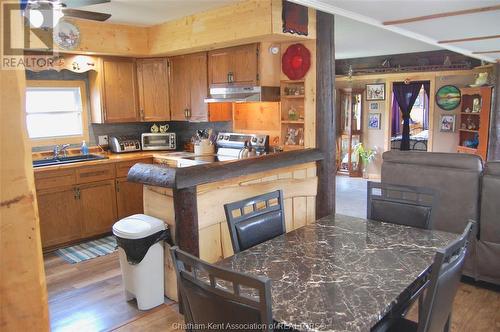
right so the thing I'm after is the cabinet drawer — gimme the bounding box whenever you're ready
[76,164,115,184]
[35,169,76,190]
[115,158,153,177]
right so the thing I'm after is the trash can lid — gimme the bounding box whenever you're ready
[112,214,165,239]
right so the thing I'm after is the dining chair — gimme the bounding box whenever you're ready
[367,181,437,229]
[386,221,474,332]
[170,246,274,332]
[224,190,285,253]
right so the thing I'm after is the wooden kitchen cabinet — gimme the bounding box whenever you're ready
[89,57,139,123]
[37,186,82,248]
[208,44,259,87]
[137,58,170,121]
[80,180,118,237]
[169,52,209,122]
[116,178,144,219]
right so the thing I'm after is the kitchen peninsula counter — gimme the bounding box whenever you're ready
[127,148,324,301]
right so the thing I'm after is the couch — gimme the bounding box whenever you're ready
[381,151,499,285]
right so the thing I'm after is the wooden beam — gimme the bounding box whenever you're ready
[315,11,336,219]
[489,64,500,160]
[472,50,500,54]
[383,5,500,25]
[438,34,500,44]
[173,187,199,257]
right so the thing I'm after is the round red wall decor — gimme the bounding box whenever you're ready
[282,43,311,80]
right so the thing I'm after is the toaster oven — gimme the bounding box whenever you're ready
[141,133,176,151]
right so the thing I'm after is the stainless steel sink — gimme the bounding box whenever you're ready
[33,154,108,167]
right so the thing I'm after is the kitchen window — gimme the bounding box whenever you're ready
[25,80,89,146]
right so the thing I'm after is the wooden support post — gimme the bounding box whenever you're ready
[489,63,500,160]
[173,187,199,257]
[315,10,336,219]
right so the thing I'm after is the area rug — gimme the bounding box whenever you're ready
[56,236,117,264]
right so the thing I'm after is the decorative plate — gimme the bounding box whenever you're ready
[53,20,80,50]
[282,43,311,80]
[435,85,461,111]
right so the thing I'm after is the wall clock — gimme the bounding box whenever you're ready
[53,20,80,50]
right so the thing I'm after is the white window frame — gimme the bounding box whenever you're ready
[25,80,89,147]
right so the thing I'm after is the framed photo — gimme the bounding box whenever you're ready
[435,85,461,111]
[368,113,381,129]
[439,114,456,132]
[369,102,379,111]
[366,83,385,101]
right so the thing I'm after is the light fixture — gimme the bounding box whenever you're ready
[269,46,280,55]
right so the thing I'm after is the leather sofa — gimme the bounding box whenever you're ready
[381,151,499,285]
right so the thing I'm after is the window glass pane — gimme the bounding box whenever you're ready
[27,112,82,138]
[26,87,81,114]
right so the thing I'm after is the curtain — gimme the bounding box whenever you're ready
[391,94,401,136]
[422,82,430,130]
[393,82,424,150]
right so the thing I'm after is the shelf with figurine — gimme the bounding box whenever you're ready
[280,80,306,150]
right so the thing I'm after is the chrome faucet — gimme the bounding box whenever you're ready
[53,144,71,158]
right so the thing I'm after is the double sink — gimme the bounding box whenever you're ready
[32,154,107,168]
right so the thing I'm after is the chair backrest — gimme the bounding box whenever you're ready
[170,246,273,332]
[418,221,474,332]
[224,190,285,253]
[367,181,437,229]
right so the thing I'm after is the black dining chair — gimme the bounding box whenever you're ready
[367,181,437,229]
[224,190,286,254]
[170,246,274,332]
[386,221,474,332]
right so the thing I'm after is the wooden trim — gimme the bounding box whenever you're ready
[383,5,500,25]
[315,11,336,219]
[472,50,500,54]
[438,34,500,44]
[25,80,89,147]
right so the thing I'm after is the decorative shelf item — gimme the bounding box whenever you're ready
[281,80,306,150]
[457,86,493,159]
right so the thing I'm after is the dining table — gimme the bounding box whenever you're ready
[216,214,460,332]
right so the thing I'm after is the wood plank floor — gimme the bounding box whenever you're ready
[45,251,500,332]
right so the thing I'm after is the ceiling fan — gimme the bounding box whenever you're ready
[23,0,112,28]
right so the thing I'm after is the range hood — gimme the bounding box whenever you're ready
[204,86,280,103]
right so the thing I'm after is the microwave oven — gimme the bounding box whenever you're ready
[141,133,176,151]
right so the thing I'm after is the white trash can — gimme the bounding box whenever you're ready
[113,214,168,310]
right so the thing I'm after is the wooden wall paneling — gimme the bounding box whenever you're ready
[233,102,281,140]
[143,186,175,241]
[199,223,223,263]
[0,14,49,328]
[284,198,294,232]
[315,11,336,219]
[259,41,282,86]
[208,103,233,122]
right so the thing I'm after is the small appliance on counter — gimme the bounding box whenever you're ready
[141,133,176,151]
[109,136,141,153]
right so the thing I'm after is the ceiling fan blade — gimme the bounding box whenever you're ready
[61,0,110,9]
[62,8,111,21]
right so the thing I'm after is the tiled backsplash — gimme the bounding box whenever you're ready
[27,70,232,152]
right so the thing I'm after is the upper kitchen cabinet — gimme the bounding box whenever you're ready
[208,43,259,87]
[137,58,170,121]
[169,52,209,122]
[89,57,140,123]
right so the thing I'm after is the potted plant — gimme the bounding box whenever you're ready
[354,143,376,179]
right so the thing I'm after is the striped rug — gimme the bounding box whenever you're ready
[56,236,117,264]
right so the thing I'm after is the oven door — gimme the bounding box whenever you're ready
[141,133,176,150]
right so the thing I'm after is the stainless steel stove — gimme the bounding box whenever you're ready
[215,132,269,160]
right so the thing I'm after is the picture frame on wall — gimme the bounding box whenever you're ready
[439,114,456,132]
[369,102,379,111]
[368,113,381,129]
[366,83,385,101]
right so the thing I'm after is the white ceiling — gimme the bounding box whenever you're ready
[292,0,500,63]
[78,0,240,26]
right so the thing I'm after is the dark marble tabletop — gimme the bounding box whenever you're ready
[217,214,459,332]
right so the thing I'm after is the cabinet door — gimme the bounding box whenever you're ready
[208,48,231,86]
[230,44,258,85]
[116,177,144,220]
[169,55,191,121]
[189,52,209,122]
[79,180,117,237]
[37,186,82,248]
[102,58,139,122]
[137,58,170,121]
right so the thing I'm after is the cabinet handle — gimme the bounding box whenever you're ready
[116,179,120,192]
[184,108,191,119]
[74,187,80,200]
[227,72,234,83]
[140,109,144,120]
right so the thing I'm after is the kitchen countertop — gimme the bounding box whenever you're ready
[217,214,459,331]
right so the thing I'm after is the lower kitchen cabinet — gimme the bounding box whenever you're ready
[37,186,82,248]
[116,177,144,219]
[80,179,118,237]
